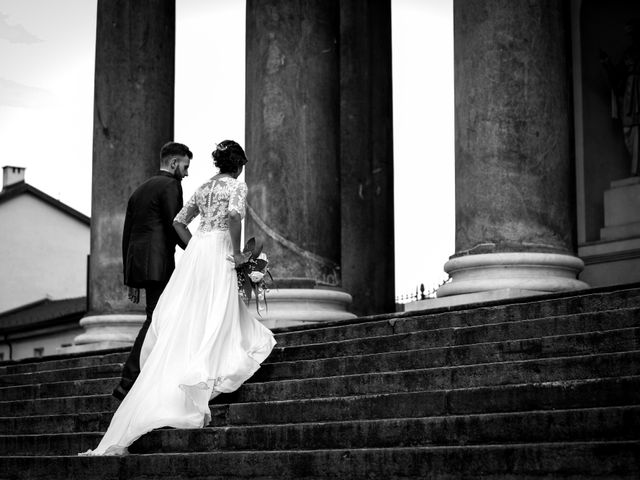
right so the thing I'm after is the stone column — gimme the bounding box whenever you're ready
[245,0,355,327]
[438,0,588,301]
[72,0,176,349]
[340,0,395,316]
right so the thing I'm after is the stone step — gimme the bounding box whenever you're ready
[0,432,103,457]
[3,326,638,416]
[214,375,640,426]
[2,286,639,377]
[1,307,636,393]
[274,286,640,347]
[256,325,640,382]
[270,308,640,363]
[1,405,637,456]
[0,393,118,418]
[0,362,124,387]
[1,349,637,404]
[0,351,127,377]
[2,286,638,479]
[0,410,111,435]
[217,349,640,404]
[147,405,637,452]
[1,441,638,479]
[3,375,638,434]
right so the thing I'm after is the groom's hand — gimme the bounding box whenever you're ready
[127,287,140,304]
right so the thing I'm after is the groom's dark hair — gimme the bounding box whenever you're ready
[160,142,193,162]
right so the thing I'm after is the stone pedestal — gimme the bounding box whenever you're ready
[600,177,640,241]
[69,0,175,351]
[248,288,355,329]
[437,252,587,297]
[63,314,145,353]
[442,0,588,302]
[245,0,354,324]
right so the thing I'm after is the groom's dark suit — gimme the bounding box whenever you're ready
[115,171,186,399]
[122,171,185,288]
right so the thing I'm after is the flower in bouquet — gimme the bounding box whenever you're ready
[249,271,265,283]
[234,238,273,313]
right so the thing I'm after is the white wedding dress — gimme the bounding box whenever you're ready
[81,176,276,456]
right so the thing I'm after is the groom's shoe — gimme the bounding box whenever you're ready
[112,385,127,402]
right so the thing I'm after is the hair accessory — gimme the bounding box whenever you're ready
[215,142,228,152]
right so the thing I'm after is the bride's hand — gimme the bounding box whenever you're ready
[227,251,251,266]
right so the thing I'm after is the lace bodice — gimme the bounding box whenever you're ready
[174,177,247,232]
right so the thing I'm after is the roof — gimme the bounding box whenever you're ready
[0,297,87,335]
[0,181,90,226]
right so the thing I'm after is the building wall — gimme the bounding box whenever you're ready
[0,194,90,313]
[578,0,631,243]
[0,324,85,361]
[572,0,640,286]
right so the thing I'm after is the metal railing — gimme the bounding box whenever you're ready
[395,277,451,307]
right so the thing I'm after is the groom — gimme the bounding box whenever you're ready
[112,141,192,401]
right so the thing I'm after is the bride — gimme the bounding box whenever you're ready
[80,140,276,456]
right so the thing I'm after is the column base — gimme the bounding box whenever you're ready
[248,288,357,329]
[437,252,589,298]
[64,314,146,353]
[63,288,356,352]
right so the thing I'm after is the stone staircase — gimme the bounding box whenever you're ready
[1,285,640,479]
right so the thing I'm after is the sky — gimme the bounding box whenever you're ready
[0,0,454,299]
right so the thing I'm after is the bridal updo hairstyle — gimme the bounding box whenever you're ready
[212,140,247,174]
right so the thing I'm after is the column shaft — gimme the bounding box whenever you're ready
[245,0,357,327]
[340,0,395,315]
[439,0,587,298]
[455,0,575,255]
[245,0,341,285]
[89,0,175,316]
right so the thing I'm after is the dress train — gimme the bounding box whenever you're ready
[79,230,275,455]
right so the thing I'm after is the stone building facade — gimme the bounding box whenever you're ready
[72,0,640,349]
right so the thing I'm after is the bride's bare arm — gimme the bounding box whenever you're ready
[228,211,246,265]
[173,221,192,247]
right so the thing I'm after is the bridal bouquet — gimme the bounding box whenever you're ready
[234,237,272,312]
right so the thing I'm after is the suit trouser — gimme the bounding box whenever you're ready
[115,281,167,394]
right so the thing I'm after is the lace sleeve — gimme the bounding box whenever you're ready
[228,181,248,219]
[174,190,199,225]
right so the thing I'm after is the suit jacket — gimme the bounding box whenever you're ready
[122,171,186,288]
